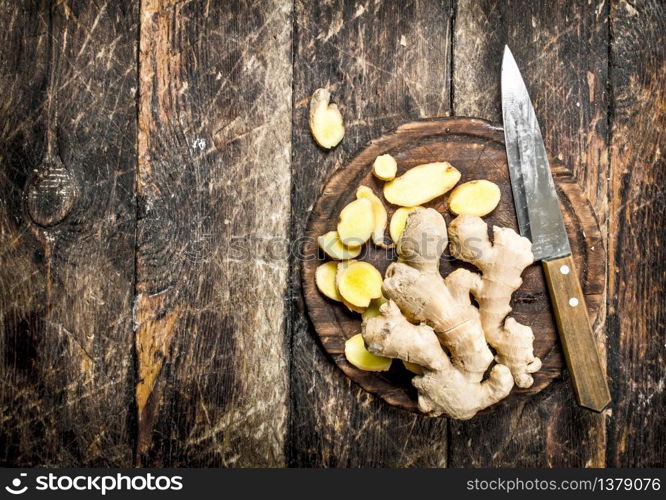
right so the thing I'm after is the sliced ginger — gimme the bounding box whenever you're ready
[356,186,389,248]
[309,88,344,149]
[317,231,362,260]
[403,360,424,375]
[361,296,388,322]
[372,154,397,181]
[345,333,392,371]
[448,180,501,217]
[337,198,374,247]
[383,162,461,206]
[336,260,383,308]
[389,206,423,244]
[315,262,342,302]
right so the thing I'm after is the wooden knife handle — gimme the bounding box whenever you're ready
[542,255,611,412]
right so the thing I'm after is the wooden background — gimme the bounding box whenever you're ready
[0,0,663,467]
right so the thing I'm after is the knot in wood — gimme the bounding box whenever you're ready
[26,157,77,227]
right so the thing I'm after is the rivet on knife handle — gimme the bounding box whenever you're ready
[542,255,611,412]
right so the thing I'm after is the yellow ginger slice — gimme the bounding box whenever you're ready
[356,186,390,248]
[361,296,388,322]
[336,260,383,308]
[342,299,367,314]
[317,231,362,260]
[389,206,423,244]
[337,198,374,247]
[402,360,424,375]
[383,162,461,206]
[315,262,342,302]
[345,334,392,371]
[448,180,501,217]
[372,154,397,181]
[309,88,344,149]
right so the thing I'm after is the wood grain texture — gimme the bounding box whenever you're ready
[135,0,292,466]
[0,0,138,466]
[450,0,611,467]
[607,0,666,467]
[302,118,605,415]
[288,0,452,467]
[543,255,611,412]
[0,0,663,468]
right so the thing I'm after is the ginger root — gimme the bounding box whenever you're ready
[448,215,542,387]
[337,198,374,247]
[383,162,460,206]
[345,333,392,371]
[364,301,513,418]
[448,180,501,217]
[337,260,383,308]
[361,208,540,419]
[372,154,397,181]
[356,186,390,248]
[309,88,344,149]
[318,231,362,260]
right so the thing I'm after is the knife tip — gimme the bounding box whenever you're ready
[502,45,513,64]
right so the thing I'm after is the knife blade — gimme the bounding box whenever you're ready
[501,45,611,412]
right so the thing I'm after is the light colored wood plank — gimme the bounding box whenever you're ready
[135,0,292,466]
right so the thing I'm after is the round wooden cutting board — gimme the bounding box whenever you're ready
[301,117,606,415]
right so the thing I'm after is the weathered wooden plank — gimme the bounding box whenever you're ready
[607,0,666,467]
[135,0,292,466]
[0,0,137,465]
[288,0,452,467]
[450,0,610,466]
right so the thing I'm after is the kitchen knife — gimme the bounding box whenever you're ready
[501,45,611,412]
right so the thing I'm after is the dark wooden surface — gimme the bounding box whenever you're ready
[301,117,605,414]
[0,0,663,467]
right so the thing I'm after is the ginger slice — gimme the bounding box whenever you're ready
[315,261,342,302]
[356,186,390,248]
[336,260,383,308]
[448,180,501,217]
[389,206,423,244]
[309,88,344,149]
[383,162,461,206]
[337,198,374,247]
[372,154,397,181]
[361,296,388,322]
[402,360,424,375]
[345,333,392,372]
[317,231,362,260]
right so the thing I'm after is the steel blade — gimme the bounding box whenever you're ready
[501,46,571,261]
